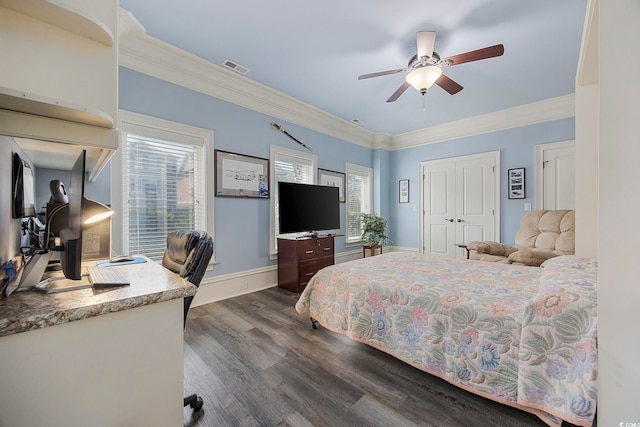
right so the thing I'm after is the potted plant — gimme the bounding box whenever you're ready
[360,213,389,246]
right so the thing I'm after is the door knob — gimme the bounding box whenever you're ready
[445,218,454,222]
[457,219,464,222]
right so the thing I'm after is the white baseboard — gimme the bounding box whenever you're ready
[191,265,278,307]
[387,246,419,252]
[191,246,418,307]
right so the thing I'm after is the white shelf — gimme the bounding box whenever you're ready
[0,0,113,46]
[0,86,114,128]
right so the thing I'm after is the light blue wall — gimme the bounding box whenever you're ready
[373,148,391,219]
[2,71,575,280]
[119,67,372,276]
[118,67,573,276]
[34,168,111,213]
[388,118,575,248]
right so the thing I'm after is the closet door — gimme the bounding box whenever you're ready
[455,157,496,246]
[422,161,456,257]
[421,151,499,258]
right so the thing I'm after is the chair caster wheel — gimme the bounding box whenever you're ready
[184,393,203,412]
[191,397,203,412]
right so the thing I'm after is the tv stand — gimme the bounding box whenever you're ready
[277,235,335,293]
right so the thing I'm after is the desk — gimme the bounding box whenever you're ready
[363,244,383,257]
[0,257,195,427]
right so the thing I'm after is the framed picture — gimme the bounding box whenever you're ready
[508,168,525,199]
[317,168,345,202]
[399,179,409,203]
[215,149,269,198]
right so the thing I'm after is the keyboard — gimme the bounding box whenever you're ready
[87,265,130,287]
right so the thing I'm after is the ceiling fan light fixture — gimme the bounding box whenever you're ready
[405,66,443,94]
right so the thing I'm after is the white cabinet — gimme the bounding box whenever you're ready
[0,0,119,178]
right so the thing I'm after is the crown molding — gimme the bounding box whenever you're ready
[118,9,575,153]
[389,94,575,150]
[118,9,375,149]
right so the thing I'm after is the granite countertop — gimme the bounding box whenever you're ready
[0,257,197,338]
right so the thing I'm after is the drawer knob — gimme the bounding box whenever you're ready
[305,250,314,254]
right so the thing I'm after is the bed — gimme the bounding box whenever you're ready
[295,252,597,427]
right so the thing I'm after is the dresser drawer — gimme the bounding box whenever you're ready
[298,256,334,285]
[296,237,334,261]
[277,236,337,293]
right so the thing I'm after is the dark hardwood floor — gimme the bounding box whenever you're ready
[183,287,551,427]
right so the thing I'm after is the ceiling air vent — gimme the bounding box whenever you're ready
[222,59,250,75]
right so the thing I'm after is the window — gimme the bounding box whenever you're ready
[114,111,214,261]
[345,163,372,244]
[269,145,317,255]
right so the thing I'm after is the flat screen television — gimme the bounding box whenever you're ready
[278,182,340,235]
[59,150,86,280]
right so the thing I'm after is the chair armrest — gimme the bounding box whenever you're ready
[467,241,518,257]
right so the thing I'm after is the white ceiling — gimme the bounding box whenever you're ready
[118,0,587,136]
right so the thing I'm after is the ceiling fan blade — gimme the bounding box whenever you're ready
[435,73,463,95]
[442,44,504,67]
[416,31,436,58]
[358,68,406,80]
[386,82,411,102]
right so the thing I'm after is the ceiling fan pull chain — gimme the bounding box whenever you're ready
[422,94,427,111]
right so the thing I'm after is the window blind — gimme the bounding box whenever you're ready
[346,163,372,244]
[270,146,317,254]
[122,133,205,261]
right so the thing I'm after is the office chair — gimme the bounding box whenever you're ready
[162,230,214,413]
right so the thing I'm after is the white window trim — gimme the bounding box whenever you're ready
[345,162,373,245]
[269,145,317,258]
[113,110,215,262]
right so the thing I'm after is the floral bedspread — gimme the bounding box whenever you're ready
[295,252,597,427]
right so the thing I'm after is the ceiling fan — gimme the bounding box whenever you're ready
[358,31,504,102]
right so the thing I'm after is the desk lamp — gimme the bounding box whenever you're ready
[44,197,114,249]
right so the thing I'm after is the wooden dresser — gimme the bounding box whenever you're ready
[277,236,335,293]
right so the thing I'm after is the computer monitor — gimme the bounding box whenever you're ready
[11,152,36,218]
[59,150,86,280]
[16,150,113,291]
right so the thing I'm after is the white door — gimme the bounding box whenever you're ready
[422,161,456,257]
[421,151,500,258]
[536,141,575,209]
[455,157,496,245]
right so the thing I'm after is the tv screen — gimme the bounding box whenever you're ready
[278,182,340,234]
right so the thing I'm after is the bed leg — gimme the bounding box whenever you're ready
[310,318,318,329]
